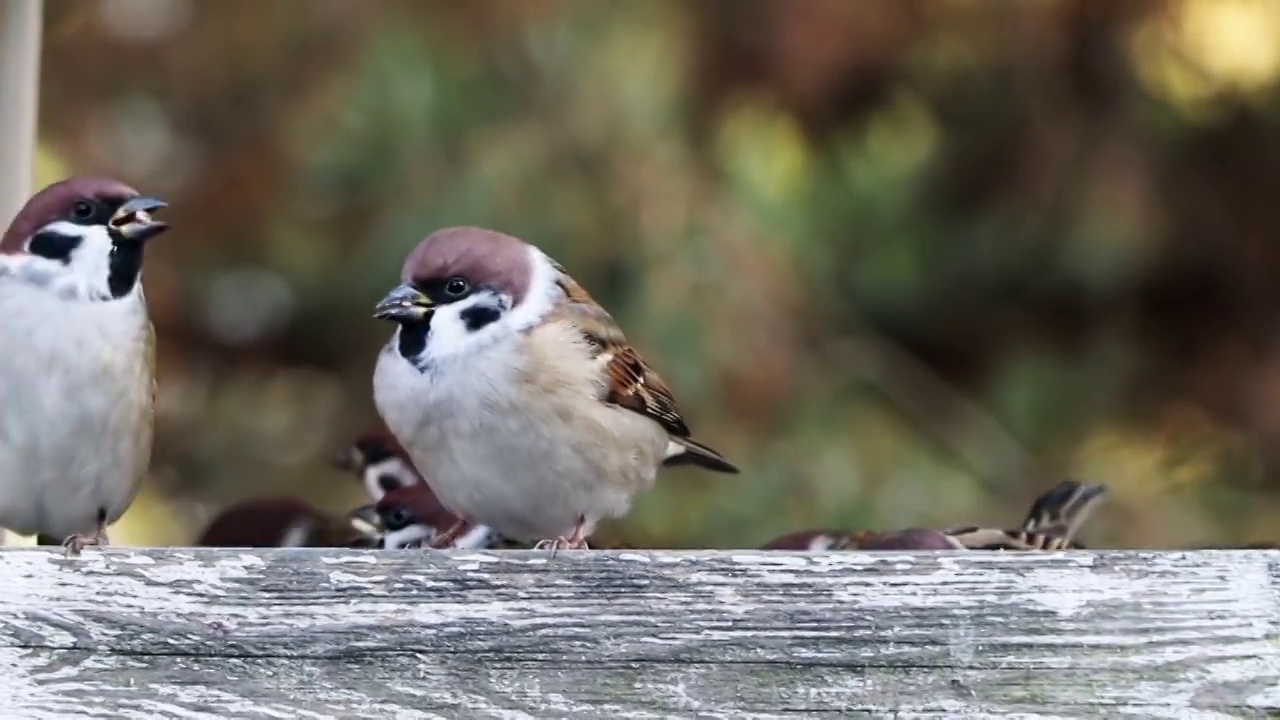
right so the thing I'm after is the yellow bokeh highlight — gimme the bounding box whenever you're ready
[1132,0,1280,114]
[715,99,813,206]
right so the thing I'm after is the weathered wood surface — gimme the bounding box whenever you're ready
[0,549,1277,718]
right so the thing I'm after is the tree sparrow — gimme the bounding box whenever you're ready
[760,479,1107,551]
[371,227,738,551]
[332,428,425,502]
[197,496,379,549]
[332,428,503,548]
[371,483,511,550]
[0,177,168,555]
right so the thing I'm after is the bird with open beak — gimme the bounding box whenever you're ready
[0,176,168,555]
[371,227,738,552]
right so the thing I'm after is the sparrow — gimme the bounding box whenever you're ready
[0,177,168,555]
[760,479,1107,551]
[945,478,1107,551]
[371,483,514,550]
[332,427,426,502]
[197,496,379,549]
[332,427,503,548]
[371,226,738,551]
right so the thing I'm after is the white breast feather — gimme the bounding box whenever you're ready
[0,272,153,539]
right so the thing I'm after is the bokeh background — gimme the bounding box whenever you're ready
[11,0,1280,549]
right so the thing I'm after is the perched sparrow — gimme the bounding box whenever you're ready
[0,177,168,555]
[197,497,379,548]
[760,479,1107,551]
[332,427,423,502]
[371,227,738,551]
[373,483,510,550]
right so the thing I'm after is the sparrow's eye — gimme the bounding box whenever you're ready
[69,199,97,223]
[443,277,469,299]
[383,507,414,531]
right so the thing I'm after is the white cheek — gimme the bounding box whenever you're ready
[384,524,433,549]
[11,221,119,301]
[361,458,422,502]
[414,247,564,366]
[421,293,509,364]
[807,535,837,551]
[450,524,493,550]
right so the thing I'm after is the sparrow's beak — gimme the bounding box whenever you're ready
[333,446,364,473]
[373,283,434,323]
[348,504,384,537]
[109,196,169,243]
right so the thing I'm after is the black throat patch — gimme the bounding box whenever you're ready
[397,320,430,363]
[107,239,145,298]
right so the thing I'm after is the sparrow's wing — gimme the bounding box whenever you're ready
[549,265,738,473]
[549,268,691,438]
[944,525,1074,551]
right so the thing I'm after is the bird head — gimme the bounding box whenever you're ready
[372,227,560,370]
[1,176,168,301]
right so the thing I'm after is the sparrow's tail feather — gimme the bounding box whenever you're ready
[945,479,1109,551]
[663,437,740,474]
[1019,478,1108,547]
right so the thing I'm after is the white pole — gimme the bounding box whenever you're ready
[0,0,42,546]
[0,0,43,226]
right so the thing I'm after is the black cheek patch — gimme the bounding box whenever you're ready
[27,231,82,265]
[377,474,402,492]
[460,305,502,332]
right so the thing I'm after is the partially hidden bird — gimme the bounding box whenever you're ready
[333,428,504,549]
[371,483,510,550]
[0,177,168,555]
[370,226,738,551]
[197,496,379,549]
[759,479,1107,551]
[333,427,429,503]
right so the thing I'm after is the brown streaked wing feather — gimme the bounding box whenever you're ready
[549,264,693,439]
[600,345,691,438]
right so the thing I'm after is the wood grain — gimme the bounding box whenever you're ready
[0,548,1277,718]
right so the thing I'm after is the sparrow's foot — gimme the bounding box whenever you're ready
[428,517,470,549]
[62,510,110,558]
[534,517,590,558]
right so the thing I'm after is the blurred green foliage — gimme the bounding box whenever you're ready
[21,0,1280,548]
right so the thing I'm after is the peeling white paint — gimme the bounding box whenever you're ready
[0,547,1275,717]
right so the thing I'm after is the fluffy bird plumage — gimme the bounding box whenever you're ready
[372,226,736,547]
[0,177,167,548]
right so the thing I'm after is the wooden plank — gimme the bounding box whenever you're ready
[0,549,1277,718]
